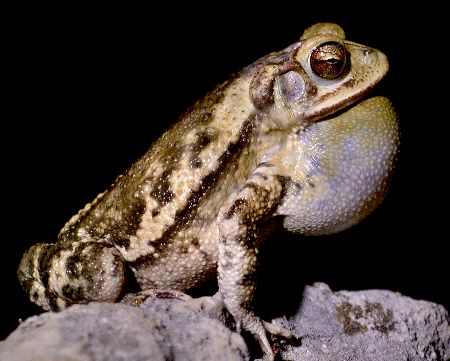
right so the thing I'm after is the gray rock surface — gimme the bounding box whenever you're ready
[1,284,448,361]
[277,283,450,361]
[0,295,249,361]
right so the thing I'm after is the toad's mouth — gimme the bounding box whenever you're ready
[307,86,385,123]
[316,86,389,124]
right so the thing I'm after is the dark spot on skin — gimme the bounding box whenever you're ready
[190,156,203,168]
[114,237,130,249]
[250,66,276,109]
[180,242,190,254]
[37,245,60,287]
[190,128,218,168]
[144,141,185,187]
[202,112,212,122]
[32,291,39,301]
[36,244,65,310]
[65,256,81,280]
[62,284,84,301]
[151,208,161,217]
[47,292,60,311]
[284,176,302,191]
[125,202,142,224]
[191,238,200,247]
[65,242,97,282]
[150,170,175,206]
[196,129,217,148]
[156,291,181,299]
[199,249,210,261]
[259,162,274,168]
[225,199,247,220]
[108,199,145,249]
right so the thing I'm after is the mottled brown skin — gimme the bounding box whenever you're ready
[18,23,398,360]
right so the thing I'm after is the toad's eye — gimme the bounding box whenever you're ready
[310,42,347,80]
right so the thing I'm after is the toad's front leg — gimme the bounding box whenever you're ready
[218,170,292,360]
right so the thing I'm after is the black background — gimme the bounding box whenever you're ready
[2,4,448,340]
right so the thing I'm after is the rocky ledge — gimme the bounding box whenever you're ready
[1,283,448,361]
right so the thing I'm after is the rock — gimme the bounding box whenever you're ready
[1,284,448,361]
[277,283,450,361]
[0,295,249,361]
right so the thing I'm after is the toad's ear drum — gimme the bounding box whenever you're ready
[278,96,399,236]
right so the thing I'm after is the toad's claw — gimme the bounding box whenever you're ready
[239,311,292,360]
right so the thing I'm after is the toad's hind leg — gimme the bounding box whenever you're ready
[18,240,127,311]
